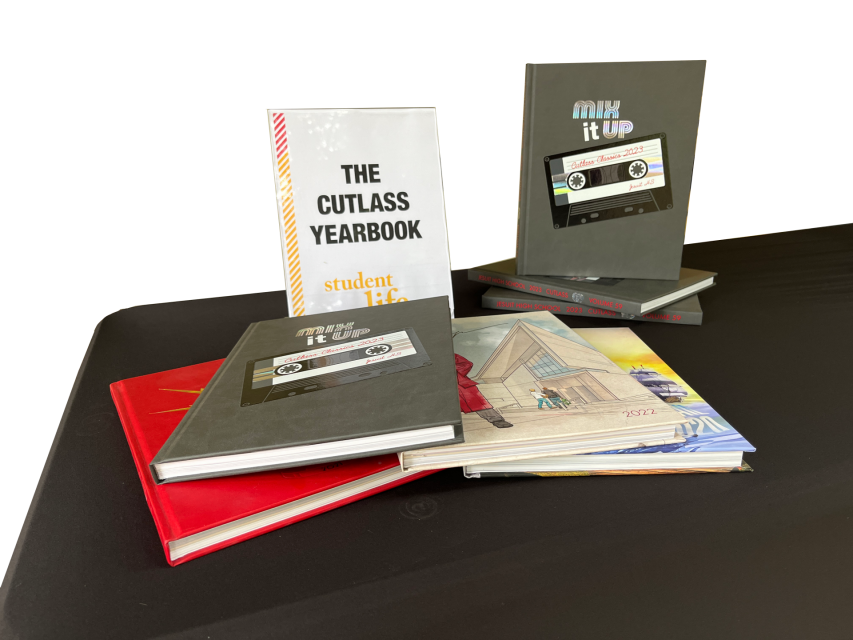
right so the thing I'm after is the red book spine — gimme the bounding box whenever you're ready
[172,470,435,566]
[111,380,179,564]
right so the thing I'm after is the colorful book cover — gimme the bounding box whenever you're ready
[400,312,685,471]
[574,327,755,455]
[267,108,453,317]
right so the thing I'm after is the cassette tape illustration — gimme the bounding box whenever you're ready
[545,133,673,229]
[240,328,430,406]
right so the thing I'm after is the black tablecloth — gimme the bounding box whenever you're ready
[2,225,852,639]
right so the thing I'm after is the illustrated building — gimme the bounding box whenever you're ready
[473,321,648,410]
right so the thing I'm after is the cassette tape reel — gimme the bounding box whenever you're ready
[240,328,430,406]
[545,133,673,229]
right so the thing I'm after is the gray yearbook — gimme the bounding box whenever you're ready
[516,61,706,279]
[469,259,715,316]
[151,297,463,483]
[481,288,704,326]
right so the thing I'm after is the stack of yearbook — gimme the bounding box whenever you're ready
[107,62,754,567]
[474,259,714,326]
[110,300,701,565]
[474,61,714,324]
[112,297,463,564]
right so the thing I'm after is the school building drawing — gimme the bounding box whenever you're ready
[472,321,649,410]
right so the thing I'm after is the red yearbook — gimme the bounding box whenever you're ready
[110,360,438,566]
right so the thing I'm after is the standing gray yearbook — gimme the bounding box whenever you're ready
[516,61,706,279]
[151,297,463,483]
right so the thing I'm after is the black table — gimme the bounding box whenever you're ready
[3,225,852,639]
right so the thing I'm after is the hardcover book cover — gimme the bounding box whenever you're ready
[481,287,704,325]
[576,327,755,455]
[401,311,685,471]
[473,464,753,478]
[464,327,755,477]
[151,297,461,482]
[267,108,453,317]
[516,61,706,279]
[111,360,438,566]
[470,258,714,315]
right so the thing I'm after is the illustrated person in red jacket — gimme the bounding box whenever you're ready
[455,354,513,429]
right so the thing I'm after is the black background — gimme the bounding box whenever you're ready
[7,60,851,633]
[2,225,852,639]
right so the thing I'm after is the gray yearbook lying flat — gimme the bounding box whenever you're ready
[481,287,704,326]
[151,296,463,483]
[469,259,715,315]
[516,61,706,280]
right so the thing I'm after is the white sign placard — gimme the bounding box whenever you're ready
[267,108,454,317]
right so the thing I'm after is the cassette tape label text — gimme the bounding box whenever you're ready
[545,133,673,229]
[255,331,416,387]
[240,328,431,406]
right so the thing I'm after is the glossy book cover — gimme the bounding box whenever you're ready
[402,312,685,471]
[574,327,755,455]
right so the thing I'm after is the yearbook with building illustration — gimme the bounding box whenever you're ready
[463,327,755,477]
[399,311,685,471]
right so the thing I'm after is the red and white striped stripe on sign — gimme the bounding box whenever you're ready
[272,113,305,316]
